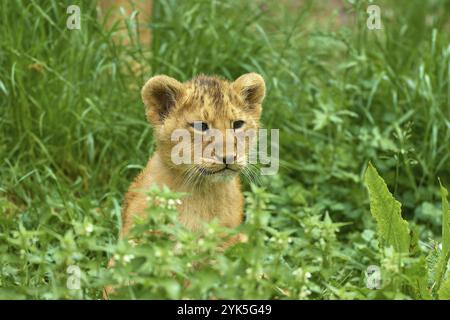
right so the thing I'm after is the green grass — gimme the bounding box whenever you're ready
[0,0,449,299]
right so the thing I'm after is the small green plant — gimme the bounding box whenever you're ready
[106,185,326,299]
[364,163,449,299]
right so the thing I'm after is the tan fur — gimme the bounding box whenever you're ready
[121,153,244,236]
[121,73,265,237]
[104,73,265,298]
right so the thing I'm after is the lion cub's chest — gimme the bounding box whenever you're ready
[177,184,244,231]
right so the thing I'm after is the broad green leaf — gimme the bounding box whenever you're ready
[405,255,432,300]
[439,180,450,261]
[438,275,450,300]
[364,163,410,253]
[408,228,432,299]
[434,181,450,294]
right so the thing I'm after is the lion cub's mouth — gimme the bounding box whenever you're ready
[199,166,238,176]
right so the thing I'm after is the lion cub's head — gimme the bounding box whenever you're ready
[141,73,265,184]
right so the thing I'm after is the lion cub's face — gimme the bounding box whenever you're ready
[141,73,265,184]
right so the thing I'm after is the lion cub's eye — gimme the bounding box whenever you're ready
[232,120,245,130]
[190,122,209,132]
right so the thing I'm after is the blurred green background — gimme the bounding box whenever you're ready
[0,0,449,299]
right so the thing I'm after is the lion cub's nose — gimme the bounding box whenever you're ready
[217,154,235,164]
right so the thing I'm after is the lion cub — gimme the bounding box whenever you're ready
[121,73,265,239]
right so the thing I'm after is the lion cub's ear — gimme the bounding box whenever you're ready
[232,73,266,107]
[141,75,185,125]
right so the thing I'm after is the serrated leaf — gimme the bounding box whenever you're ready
[364,163,410,253]
[407,227,432,299]
[434,181,450,294]
[439,180,450,260]
[438,275,450,300]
